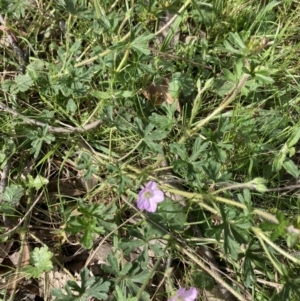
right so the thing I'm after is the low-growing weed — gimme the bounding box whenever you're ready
[1,0,300,301]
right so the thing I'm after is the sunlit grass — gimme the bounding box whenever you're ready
[1,0,300,300]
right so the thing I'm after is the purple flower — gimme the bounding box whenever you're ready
[168,287,198,301]
[137,181,164,212]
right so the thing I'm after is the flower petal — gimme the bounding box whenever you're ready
[144,199,158,212]
[149,190,164,203]
[137,181,164,213]
[146,181,158,190]
[167,287,198,301]
[179,287,198,301]
[137,197,147,211]
[138,187,147,198]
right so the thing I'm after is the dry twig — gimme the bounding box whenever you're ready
[0,101,102,133]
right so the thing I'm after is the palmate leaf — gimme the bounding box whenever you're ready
[5,0,30,18]
[157,198,186,231]
[270,278,300,301]
[2,185,24,205]
[15,74,34,92]
[23,246,53,279]
[131,33,154,55]
[27,175,49,190]
[114,285,138,301]
[130,269,150,284]
[52,268,110,301]
[119,238,145,255]
[242,256,256,288]
[224,233,240,260]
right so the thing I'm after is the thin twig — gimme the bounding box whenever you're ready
[0,101,102,133]
[149,47,212,70]
[84,211,141,267]
[180,246,248,301]
[0,191,43,239]
[212,181,300,194]
[192,226,236,301]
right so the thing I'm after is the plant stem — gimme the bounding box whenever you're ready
[179,72,250,144]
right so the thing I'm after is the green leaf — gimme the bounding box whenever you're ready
[168,72,181,98]
[81,227,94,249]
[69,39,82,55]
[119,239,144,255]
[66,98,77,114]
[102,253,120,275]
[120,262,133,276]
[143,140,163,154]
[231,225,249,243]
[189,137,205,162]
[1,80,15,92]
[6,0,30,18]
[270,278,300,301]
[26,175,49,190]
[27,58,46,80]
[113,90,135,98]
[202,161,221,181]
[228,32,247,50]
[91,90,112,99]
[158,198,186,231]
[15,74,34,92]
[214,80,235,96]
[114,285,138,301]
[149,112,174,131]
[223,40,241,54]
[286,231,299,248]
[206,225,223,241]
[250,178,268,193]
[214,146,227,163]
[52,267,110,301]
[259,0,281,17]
[283,159,299,178]
[223,68,236,82]
[130,269,151,284]
[170,143,187,160]
[149,243,165,256]
[287,127,300,148]
[147,129,168,141]
[180,74,194,97]
[160,11,182,50]
[131,33,154,55]
[242,256,256,287]
[272,142,289,172]
[28,126,55,158]
[254,71,275,84]
[23,246,53,278]
[169,72,193,98]
[2,185,24,205]
[225,235,240,260]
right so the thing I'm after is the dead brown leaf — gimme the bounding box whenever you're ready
[142,78,181,112]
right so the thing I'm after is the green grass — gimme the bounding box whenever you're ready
[1,0,300,300]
